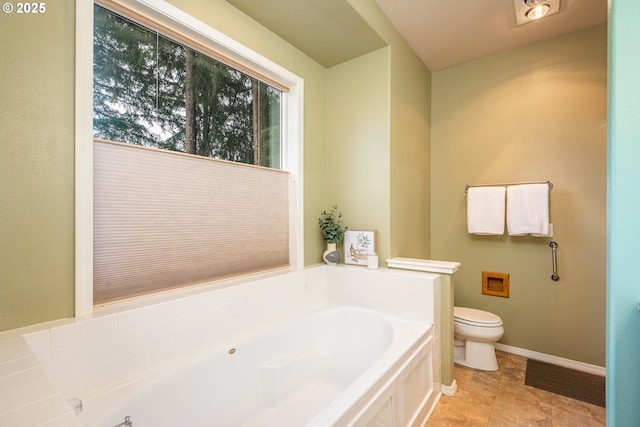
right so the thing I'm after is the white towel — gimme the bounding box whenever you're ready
[506,184,549,236]
[467,186,506,235]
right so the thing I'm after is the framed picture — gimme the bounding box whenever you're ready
[344,230,377,266]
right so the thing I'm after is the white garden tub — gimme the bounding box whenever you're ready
[14,265,440,426]
[78,305,435,426]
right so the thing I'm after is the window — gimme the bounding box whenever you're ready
[84,1,303,306]
[93,4,282,169]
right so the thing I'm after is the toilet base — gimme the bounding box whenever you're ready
[453,340,499,371]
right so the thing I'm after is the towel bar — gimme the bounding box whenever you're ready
[465,180,552,193]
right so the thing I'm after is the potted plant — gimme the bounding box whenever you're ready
[318,205,346,265]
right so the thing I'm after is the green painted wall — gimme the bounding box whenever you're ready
[326,48,391,260]
[348,0,432,260]
[389,42,432,260]
[607,0,640,424]
[0,1,76,330]
[431,25,607,367]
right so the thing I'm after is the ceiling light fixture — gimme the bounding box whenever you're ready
[525,3,551,20]
[514,0,560,26]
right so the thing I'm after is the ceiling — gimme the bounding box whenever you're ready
[226,0,608,71]
[227,0,386,68]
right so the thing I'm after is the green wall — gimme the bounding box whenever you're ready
[326,48,391,260]
[607,0,640,424]
[0,1,76,330]
[431,25,608,367]
[389,42,432,260]
[329,0,432,263]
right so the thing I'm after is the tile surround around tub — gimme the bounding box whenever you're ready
[0,330,80,426]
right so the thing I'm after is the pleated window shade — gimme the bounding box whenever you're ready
[93,140,290,304]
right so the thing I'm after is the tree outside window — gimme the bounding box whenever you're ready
[93,4,281,168]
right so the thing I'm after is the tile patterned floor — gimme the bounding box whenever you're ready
[426,351,606,427]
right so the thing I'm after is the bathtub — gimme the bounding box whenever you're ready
[79,305,435,426]
[14,265,440,426]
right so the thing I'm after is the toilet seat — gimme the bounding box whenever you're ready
[454,307,503,327]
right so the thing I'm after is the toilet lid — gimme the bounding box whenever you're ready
[454,307,503,326]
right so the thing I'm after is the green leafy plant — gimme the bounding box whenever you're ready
[318,205,347,243]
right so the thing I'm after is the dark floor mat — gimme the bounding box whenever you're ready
[525,359,605,407]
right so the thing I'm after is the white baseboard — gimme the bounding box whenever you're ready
[441,379,457,396]
[495,343,606,377]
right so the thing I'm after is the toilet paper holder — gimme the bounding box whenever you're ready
[550,241,559,281]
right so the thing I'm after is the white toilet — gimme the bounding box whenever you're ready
[453,306,504,371]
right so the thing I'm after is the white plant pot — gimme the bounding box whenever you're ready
[323,242,340,265]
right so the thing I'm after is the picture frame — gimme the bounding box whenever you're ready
[343,230,377,266]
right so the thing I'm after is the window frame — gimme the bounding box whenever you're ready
[75,0,304,316]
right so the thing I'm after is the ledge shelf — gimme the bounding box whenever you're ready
[386,257,461,275]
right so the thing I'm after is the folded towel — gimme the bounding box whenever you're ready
[507,184,549,236]
[467,186,506,235]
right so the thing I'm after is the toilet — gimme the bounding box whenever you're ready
[453,306,504,371]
